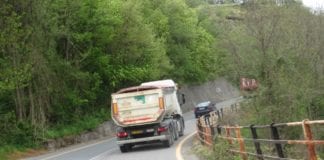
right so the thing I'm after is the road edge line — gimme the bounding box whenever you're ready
[89,148,117,160]
[176,131,197,160]
[39,137,116,160]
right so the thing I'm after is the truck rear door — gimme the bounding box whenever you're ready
[112,89,164,126]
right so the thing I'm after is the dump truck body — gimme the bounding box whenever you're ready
[111,80,185,152]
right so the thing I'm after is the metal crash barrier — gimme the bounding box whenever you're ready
[196,110,324,160]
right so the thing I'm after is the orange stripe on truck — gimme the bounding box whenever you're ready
[113,103,118,115]
[123,117,153,123]
[159,97,164,109]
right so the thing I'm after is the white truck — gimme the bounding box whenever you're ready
[111,79,185,152]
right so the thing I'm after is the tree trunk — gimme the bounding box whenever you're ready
[15,86,24,121]
[28,85,36,125]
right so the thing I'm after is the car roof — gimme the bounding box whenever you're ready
[196,101,211,107]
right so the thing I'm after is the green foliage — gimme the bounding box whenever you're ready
[150,0,222,83]
[0,145,20,160]
[192,1,323,158]
[0,0,323,159]
[0,0,223,157]
[218,1,324,123]
[193,138,240,160]
[0,112,39,149]
[46,108,109,139]
[185,0,207,8]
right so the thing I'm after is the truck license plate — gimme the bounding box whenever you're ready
[146,128,154,132]
[131,130,143,134]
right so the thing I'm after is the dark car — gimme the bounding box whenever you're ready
[194,101,215,118]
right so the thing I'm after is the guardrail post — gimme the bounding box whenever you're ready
[220,108,224,119]
[217,125,222,135]
[211,125,217,151]
[250,125,263,160]
[235,127,247,160]
[225,126,233,144]
[197,119,204,145]
[204,113,214,147]
[217,110,221,120]
[210,112,217,125]
[302,120,317,160]
[270,123,285,158]
[234,103,238,112]
[211,124,215,139]
[230,103,238,112]
[204,126,208,145]
[205,114,210,126]
[209,127,213,146]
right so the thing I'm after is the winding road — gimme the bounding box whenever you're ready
[25,111,200,160]
[25,97,241,160]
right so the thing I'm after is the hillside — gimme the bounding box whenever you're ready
[0,0,323,159]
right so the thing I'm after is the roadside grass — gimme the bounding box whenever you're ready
[46,108,110,139]
[0,145,17,160]
[0,145,45,160]
[1,108,110,160]
[192,138,241,160]
[1,147,46,160]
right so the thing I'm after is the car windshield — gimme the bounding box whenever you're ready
[196,101,211,108]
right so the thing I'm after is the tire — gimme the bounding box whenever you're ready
[174,124,179,141]
[119,144,132,153]
[179,118,184,137]
[163,126,174,147]
[120,146,128,153]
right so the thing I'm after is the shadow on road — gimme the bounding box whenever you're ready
[127,143,167,153]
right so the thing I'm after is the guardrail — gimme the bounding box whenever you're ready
[196,111,324,160]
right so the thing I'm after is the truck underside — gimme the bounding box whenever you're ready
[116,117,184,152]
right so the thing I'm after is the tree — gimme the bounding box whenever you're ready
[221,1,324,123]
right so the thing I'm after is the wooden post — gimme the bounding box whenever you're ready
[302,120,317,160]
[225,127,233,144]
[235,127,247,160]
[205,126,208,145]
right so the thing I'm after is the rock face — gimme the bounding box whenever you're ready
[43,78,239,151]
[179,78,239,113]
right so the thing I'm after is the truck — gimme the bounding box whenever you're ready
[111,79,185,153]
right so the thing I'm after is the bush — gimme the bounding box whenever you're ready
[193,138,240,160]
[46,108,110,139]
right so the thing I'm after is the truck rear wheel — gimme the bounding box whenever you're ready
[179,118,184,137]
[174,122,179,140]
[175,117,184,137]
[163,126,174,147]
[119,144,132,153]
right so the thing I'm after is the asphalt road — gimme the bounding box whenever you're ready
[25,111,199,160]
[25,97,242,160]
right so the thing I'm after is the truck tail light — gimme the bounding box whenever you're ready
[112,103,118,115]
[117,131,128,138]
[158,126,168,133]
[159,97,164,109]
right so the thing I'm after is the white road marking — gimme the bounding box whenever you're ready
[89,148,118,160]
[176,131,197,160]
[40,138,116,160]
[36,113,200,160]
